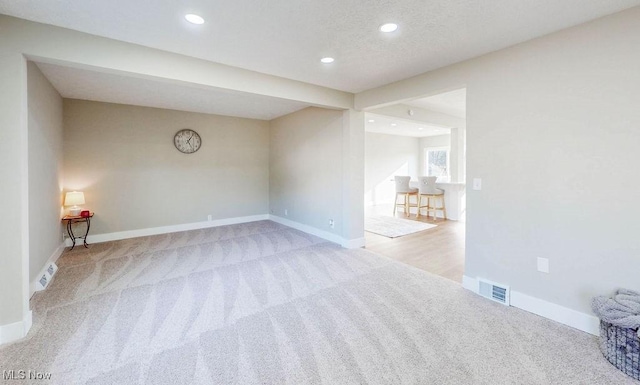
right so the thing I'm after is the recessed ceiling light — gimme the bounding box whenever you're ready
[185,14,205,25]
[320,57,335,64]
[380,23,398,33]
[391,123,397,127]
[418,127,424,130]
[368,119,375,123]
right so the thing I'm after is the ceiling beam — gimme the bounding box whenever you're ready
[1,15,353,110]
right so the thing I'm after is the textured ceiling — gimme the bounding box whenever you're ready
[35,62,310,120]
[406,89,466,119]
[2,1,639,93]
[365,113,449,138]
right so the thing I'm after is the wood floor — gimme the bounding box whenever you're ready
[364,205,465,283]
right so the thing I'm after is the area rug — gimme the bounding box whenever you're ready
[365,215,437,238]
[0,221,635,384]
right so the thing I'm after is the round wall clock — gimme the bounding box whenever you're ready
[173,129,202,154]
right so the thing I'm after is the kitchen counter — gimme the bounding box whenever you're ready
[409,181,466,221]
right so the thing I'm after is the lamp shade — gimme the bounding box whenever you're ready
[64,191,85,206]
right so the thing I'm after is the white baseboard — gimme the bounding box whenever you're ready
[30,242,65,297]
[462,275,600,336]
[509,290,600,336]
[61,213,364,250]
[0,311,32,345]
[269,215,365,249]
[462,275,478,292]
[64,214,270,247]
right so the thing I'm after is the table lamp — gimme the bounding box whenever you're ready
[64,191,85,216]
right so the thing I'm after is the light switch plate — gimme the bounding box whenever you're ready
[537,257,550,273]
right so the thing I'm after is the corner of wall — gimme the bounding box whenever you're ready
[269,215,364,249]
[341,237,366,249]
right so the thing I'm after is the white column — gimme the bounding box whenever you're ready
[0,53,31,343]
[341,109,365,248]
[448,126,466,183]
[449,128,459,182]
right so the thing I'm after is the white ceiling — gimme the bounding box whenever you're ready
[35,62,310,120]
[2,1,639,93]
[365,113,450,138]
[406,89,466,119]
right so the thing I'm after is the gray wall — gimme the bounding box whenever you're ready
[467,11,640,313]
[0,53,28,328]
[0,14,351,335]
[27,63,64,284]
[365,132,420,205]
[356,7,640,314]
[269,107,344,237]
[63,100,270,235]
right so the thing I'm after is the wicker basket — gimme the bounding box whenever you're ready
[599,320,640,380]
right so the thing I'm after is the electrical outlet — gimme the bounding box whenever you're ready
[62,231,66,241]
[207,214,212,221]
[537,257,549,273]
[328,219,334,228]
[473,178,482,190]
[284,209,288,216]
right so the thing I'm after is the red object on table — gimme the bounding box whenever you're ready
[80,210,91,218]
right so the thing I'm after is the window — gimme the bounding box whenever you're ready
[425,147,450,181]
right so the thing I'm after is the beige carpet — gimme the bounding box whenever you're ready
[0,220,635,384]
[365,215,437,238]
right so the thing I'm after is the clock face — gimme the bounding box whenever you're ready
[174,129,202,154]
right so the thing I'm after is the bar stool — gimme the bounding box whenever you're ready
[394,176,418,216]
[417,176,447,220]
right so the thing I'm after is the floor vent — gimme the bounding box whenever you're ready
[35,262,58,292]
[478,278,510,305]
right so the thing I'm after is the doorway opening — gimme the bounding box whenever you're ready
[363,88,466,282]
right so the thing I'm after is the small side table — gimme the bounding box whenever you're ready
[62,212,94,250]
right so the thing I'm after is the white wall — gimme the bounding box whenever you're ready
[365,132,420,205]
[420,134,450,149]
[371,104,465,129]
[356,7,640,317]
[27,62,64,284]
[269,107,344,236]
[63,100,270,235]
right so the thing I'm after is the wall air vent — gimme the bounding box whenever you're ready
[38,275,48,289]
[478,278,510,305]
[35,262,58,292]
